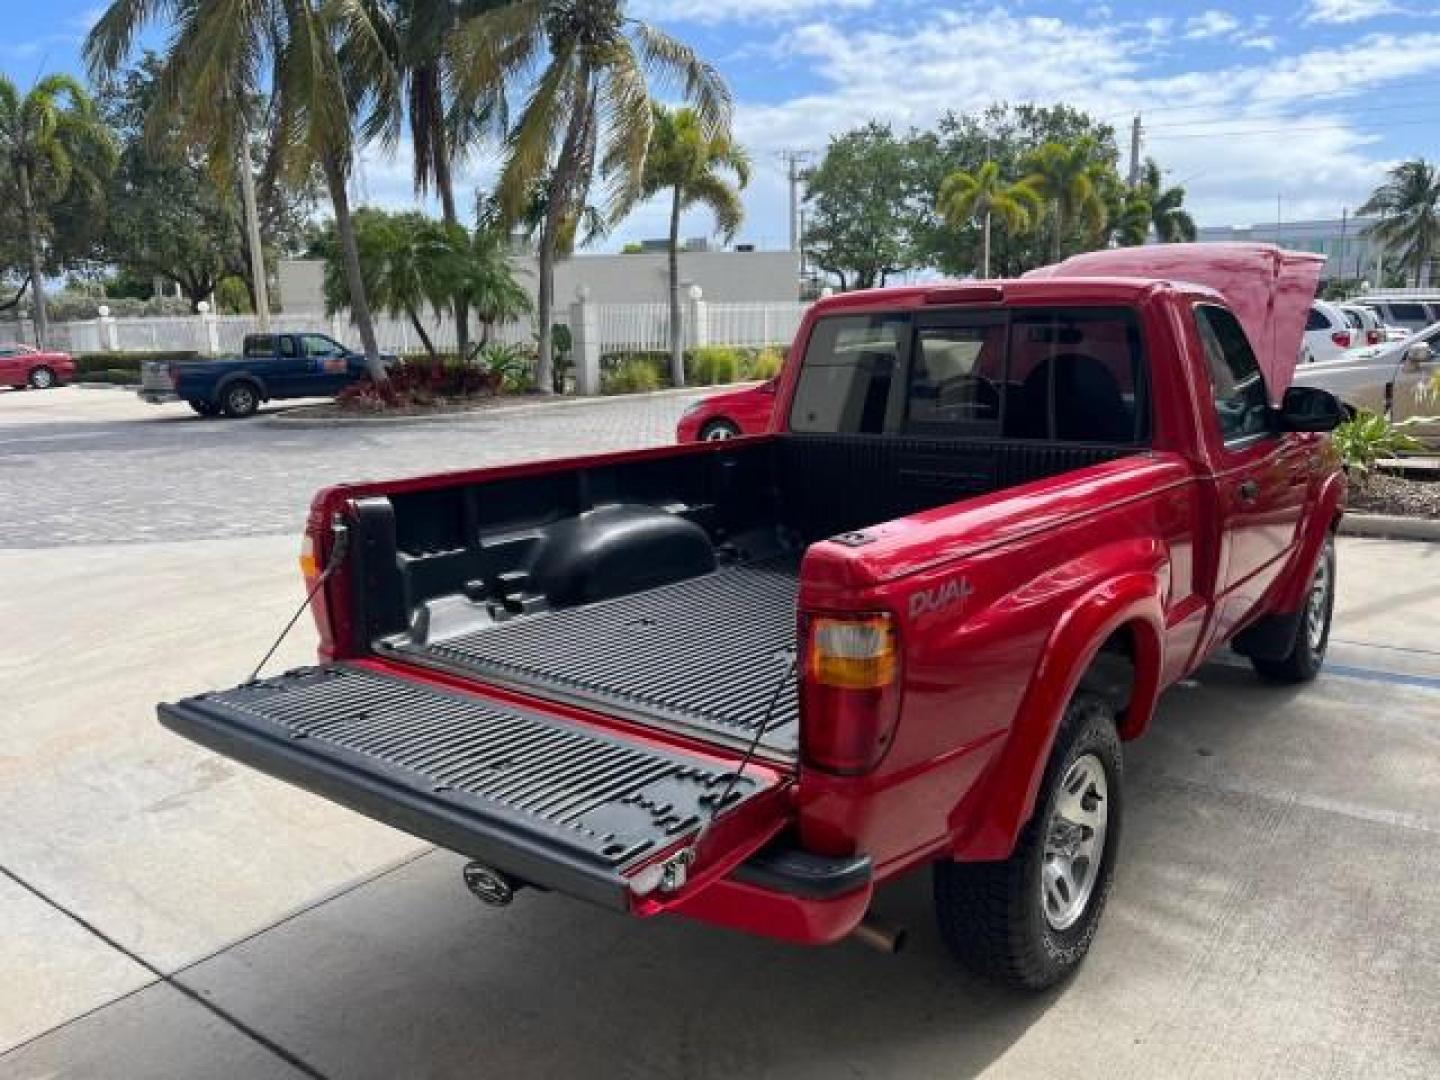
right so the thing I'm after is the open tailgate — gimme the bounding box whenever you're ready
[159,662,790,910]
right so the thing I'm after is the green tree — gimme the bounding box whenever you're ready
[1136,160,1195,243]
[1023,138,1111,262]
[86,0,398,382]
[457,225,532,351]
[318,209,452,359]
[0,74,116,347]
[912,104,1120,277]
[1359,159,1440,287]
[936,161,1040,278]
[449,0,730,393]
[803,122,922,290]
[616,103,749,386]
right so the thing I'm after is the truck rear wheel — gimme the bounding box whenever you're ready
[1250,536,1334,684]
[221,381,260,418]
[934,692,1122,990]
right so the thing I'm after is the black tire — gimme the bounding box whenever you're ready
[699,418,741,441]
[1251,536,1334,683]
[220,380,260,418]
[188,399,220,417]
[934,692,1123,991]
[27,366,56,389]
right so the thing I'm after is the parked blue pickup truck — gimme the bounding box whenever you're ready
[138,332,394,417]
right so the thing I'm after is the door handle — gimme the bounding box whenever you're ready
[1236,479,1260,505]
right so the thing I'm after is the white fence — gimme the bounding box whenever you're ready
[0,297,808,358]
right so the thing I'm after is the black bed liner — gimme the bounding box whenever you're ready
[159,664,781,909]
[383,559,802,761]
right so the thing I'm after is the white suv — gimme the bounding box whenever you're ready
[1299,299,1357,364]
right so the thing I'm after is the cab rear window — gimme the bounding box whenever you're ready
[788,307,1149,445]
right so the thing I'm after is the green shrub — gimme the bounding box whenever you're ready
[1333,411,1422,479]
[746,347,784,380]
[603,356,663,395]
[686,346,746,386]
[476,343,535,393]
[74,351,196,378]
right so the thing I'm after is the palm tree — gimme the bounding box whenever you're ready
[0,75,116,348]
[1023,138,1110,262]
[86,0,397,382]
[458,225,532,351]
[615,103,749,387]
[374,0,507,359]
[1110,190,1152,247]
[1137,160,1195,243]
[1360,160,1440,287]
[450,0,730,394]
[937,161,1040,278]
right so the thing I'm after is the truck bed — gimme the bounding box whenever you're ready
[383,557,801,761]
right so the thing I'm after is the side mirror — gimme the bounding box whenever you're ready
[1274,386,1346,433]
[1403,341,1433,371]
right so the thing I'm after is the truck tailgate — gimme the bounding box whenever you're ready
[159,663,787,910]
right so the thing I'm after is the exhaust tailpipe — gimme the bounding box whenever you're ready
[849,915,908,954]
[463,861,522,906]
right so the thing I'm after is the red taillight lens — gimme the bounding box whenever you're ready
[1367,329,1383,345]
[800,614,901,774]
[1331,331,1352,348]
[168,364,179,389]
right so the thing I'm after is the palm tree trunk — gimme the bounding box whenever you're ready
[535,66,593,396]
[17,162,48,349]
[668,185,684,388]
[1051,204,1063,263]
[408,307,437,361]
[431,107,469,363]
[981,209,992,278]
[321,151,386,383]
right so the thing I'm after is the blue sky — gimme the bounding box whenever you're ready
[5,0,1440,255]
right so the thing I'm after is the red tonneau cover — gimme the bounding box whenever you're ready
[1026,243,1325,403]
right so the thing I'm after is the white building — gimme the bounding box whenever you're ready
[276,248,800,316]
[1193,217,1389,283]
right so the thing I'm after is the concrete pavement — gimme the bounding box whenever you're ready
[1,387,1438,1078]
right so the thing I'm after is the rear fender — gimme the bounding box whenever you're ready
[215,370,269,401]
[950,570,1164,862]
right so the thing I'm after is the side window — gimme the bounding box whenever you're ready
[1194,304,1270,444]
[1304,306,1328,331]
[244,335,275,358]
[789,315,907,434]
[303,334,340,357]
[278,336,299,358]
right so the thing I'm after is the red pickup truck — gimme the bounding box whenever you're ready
[162,245,1345,990]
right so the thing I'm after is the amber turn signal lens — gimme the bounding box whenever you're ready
[808,615,898,689]
[299,536,320,583]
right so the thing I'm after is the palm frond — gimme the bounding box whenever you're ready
[630,23,730,138]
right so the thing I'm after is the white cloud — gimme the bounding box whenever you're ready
[1185,10,1242,39]
[1306,0,1402,24]
[630,0,874,23]
[1239,34,1278,51]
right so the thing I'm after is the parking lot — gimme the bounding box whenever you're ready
[2,387,1439,1079]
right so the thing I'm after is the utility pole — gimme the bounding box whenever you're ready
[1338,207,1348,292]
[237,124,271,331]
[778,150,813,252]
[1128,115,1142,188]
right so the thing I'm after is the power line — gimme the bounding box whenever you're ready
[1144,97,1440,131]
[1146,116,1440,142]
[1100,72,1440,121]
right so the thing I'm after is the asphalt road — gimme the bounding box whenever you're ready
[2,386,1438,1079]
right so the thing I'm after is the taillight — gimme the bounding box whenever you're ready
[1367,329,1383,345]
[1331,331,1352,348]
[168,364,179,389]
[800,613,901,774]
[299,532,321,590]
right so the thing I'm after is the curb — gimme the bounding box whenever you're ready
[74,382,140,391]
[261,383,730,429]
[1339,513,1440,542]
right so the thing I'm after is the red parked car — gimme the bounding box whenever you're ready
[1,343,74,390]
[159,245,1344,990]
[676,378,779,440]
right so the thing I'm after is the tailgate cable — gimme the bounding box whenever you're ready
[689,653,797,859]
[246,518,351,684]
